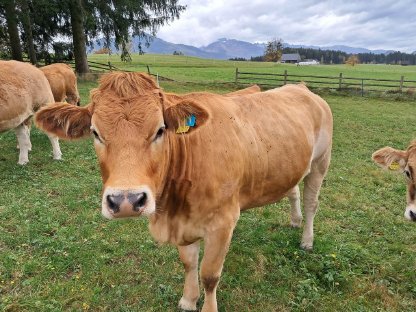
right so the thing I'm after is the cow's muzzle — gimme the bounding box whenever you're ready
[410,210,416,222]
[102,187,155,219]
[404,206,416,222]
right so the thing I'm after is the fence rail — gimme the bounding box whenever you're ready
[235,69,416,96]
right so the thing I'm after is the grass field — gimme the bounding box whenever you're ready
[88,53,416,83]
[1,57,416,311]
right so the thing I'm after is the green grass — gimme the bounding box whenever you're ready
[1,61,416,311]
[89,53,416,83]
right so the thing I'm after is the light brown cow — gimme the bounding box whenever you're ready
[35,72,332,312]
[0,60,62,164]
[224,84,261,96]
[372,141,416,221]
[40,63,80,106]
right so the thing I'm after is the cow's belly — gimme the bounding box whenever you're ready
[0,98,33,132]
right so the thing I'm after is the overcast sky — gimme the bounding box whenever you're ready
[157,0,416,52]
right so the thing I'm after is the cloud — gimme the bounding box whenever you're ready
[157,0,416,52]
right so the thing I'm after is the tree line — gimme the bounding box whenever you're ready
[249,39,416,65]
[0,0,185,73]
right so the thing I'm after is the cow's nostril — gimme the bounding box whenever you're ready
[130,192,148,212]
[410,210,416,221]
[107,194,121,213]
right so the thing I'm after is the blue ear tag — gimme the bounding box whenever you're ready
[186,115,196,127]
[176,115,196,134]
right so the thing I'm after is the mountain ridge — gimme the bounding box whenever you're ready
[90,36,397,59]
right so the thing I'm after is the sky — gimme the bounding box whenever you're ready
[157,0,416,53]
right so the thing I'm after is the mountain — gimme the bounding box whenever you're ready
[89,36,397,59]
[202,38,265,59]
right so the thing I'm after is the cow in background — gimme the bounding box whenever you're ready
[0,60,62,164]
[372,142,416,221]
[35,72,332,312]
[40,63,80,106]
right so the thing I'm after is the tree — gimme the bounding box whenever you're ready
[0,0,186,73]
[18,0,36,64]
[88,0,186,68]
[264,38,283,62]
[69,0,89,73]
[345,55,359,66]
[1,0,22,60]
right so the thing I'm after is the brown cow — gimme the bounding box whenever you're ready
[35,72,332,312]
[0,60,62,164]
[372,141,416,221]
[40,63,80,105]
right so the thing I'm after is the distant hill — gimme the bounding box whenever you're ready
[202,38,265,59]
[89,36,397,59]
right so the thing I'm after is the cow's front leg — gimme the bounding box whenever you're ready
[46,133,62,160]
[200,227,235,312]
[178,241,200,311]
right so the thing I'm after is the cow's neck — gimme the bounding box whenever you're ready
[150,132,195,244]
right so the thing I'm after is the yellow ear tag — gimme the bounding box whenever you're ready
[176,118,190,134]
[388,162,400,171]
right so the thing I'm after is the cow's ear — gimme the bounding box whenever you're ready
[372,147,407,171]
[163,100,210,134]
[35,102,92,139]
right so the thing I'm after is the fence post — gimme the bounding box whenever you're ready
[146,65,151,75]
[339,73,343,90]
[235,68,238,84]
[108,61,112,71]
[400,75,404,92]
[361,79,364,97]
[284,70,287,85]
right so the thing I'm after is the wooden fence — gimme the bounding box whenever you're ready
[235,69,416,96]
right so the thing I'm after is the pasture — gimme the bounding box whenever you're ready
[1,58,416,311]
[88,53,416,83]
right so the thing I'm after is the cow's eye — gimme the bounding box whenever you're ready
[92,129,102,143]
[154,126,165,141]
[405,169,412,180]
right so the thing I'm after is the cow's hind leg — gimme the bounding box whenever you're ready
[16,118,32,151]
[178,241,200,311]
[287,185,302,227]
[301,151,331,250]
[15,124,31,165]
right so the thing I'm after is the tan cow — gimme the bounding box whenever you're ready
[0,60,62,164]
[372,141,416,221]
[40,63,80,106]
[35,72,332,312]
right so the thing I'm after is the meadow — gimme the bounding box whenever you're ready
[0,55,415,311]
[88,53,416,83]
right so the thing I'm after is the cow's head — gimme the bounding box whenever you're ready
[35,72,209,219]
[67,94,81,106]
[372,142,416,221]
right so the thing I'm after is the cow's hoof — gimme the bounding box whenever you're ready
[300,242,313,251]
[290,220,302,228]
[179,297,197,311]
[18,159,29,165]
[53,154,62,160]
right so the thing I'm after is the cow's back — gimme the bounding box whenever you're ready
[177,85,332,211]
[0,61,54,132]
[40,63,78,103]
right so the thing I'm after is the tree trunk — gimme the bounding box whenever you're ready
[4,0,23,61]
[20,0,37,64]
[69,0,89,73]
